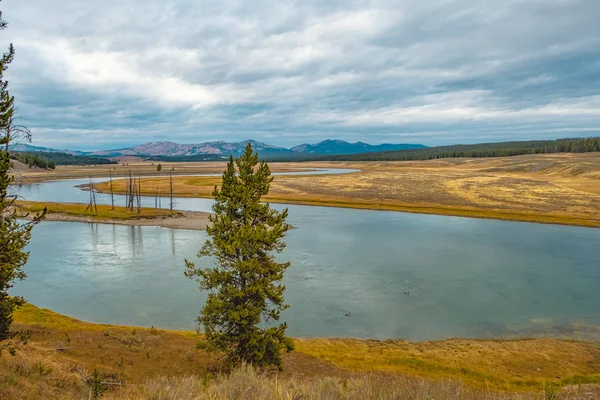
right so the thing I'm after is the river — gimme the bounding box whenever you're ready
[11,170,600,341]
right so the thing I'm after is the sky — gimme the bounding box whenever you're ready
[2,0,600,151]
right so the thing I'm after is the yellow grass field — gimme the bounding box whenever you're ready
[14,201,212,230]
[16,201,180,220]
[80,153,600,228]
[1,304,598,399]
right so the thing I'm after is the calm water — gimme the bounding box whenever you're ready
[11,175,600,341]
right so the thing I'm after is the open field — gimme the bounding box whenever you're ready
[15,201,211,230]
[1,304,599,399]
[12,158,313,183]
[67,152,600,228]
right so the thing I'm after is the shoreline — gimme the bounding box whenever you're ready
[84,186,600,229]
[16,156,600,229]
[11,303,600,395]
[25,210,211,231]
[16,201,212,231]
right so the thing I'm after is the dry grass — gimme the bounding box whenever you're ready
[14,201,212,230]
[104,364,545,400]
[295,338,600,391]
[15,201,181,221]
[1,304,599,399]
[16,160,312,183]
[85,153,600,228]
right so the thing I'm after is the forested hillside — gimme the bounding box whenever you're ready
[310,137,600,161]
[11,151,117,168]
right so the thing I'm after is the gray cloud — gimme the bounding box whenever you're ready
[1,0,599,149]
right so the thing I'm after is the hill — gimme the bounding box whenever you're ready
[306,137,600,161]
[9,143,88,156]
[11,151,117,167]
[91,140,291,157]
[2,304,599,399]
[90,139,426,158]
[291,139,426,154]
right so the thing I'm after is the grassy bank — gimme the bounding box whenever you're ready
[16,201,181,220]
[92,173,600,229]
[15,154,600,228]
[14,201,212,230]
[0,304,598,399]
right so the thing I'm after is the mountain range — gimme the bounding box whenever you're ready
[10,143,88,156]
[11,139,426,158]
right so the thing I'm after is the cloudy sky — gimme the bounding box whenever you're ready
[2,0,600,150]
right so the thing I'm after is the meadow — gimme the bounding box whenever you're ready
[69,153,600,228]
[1,304,599,399]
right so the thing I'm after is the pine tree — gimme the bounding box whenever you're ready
[0,4,45,341]
[185,143,293,370]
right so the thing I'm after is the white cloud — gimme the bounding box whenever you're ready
[1,0,599,148]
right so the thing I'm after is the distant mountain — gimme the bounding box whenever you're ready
[291,140,427,155]
[90,139,426,158]
[91,140,291,157]
[9,143,89,156]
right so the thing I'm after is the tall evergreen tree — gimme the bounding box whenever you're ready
[185,143,293,370]
[0,4,44,341]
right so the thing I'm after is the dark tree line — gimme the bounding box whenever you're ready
[309,137,600,162]
[11,151,117,167]
[10,152,56,169]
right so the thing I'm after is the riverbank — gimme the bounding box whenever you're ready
[2,304,599,399]
[12,160,314,183]
[15,153,600,229]
[16,201,211,231]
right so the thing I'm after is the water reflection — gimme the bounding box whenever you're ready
[13,212,600,341]
[171,229,176,256]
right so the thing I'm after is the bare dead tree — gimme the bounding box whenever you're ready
[169,168,174,211]
[153,183,159,208]
[137,176,142,216]
[84,177,98,214]
[109,169,115,210]
[124,174,129,208]
[126,170,135,211]
[3,113,31,152]
[3,113,32,187]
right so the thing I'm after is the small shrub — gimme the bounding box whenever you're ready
[202,371,213,387]
[37,362,52,376]
[3,373,18,386]
[195,340,209,350]
[88,369,107,398]
[19,330,32,345]
[544,384,558,400]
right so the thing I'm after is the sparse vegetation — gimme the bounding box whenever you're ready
[1,304,599,399]
[15,201,180,221]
